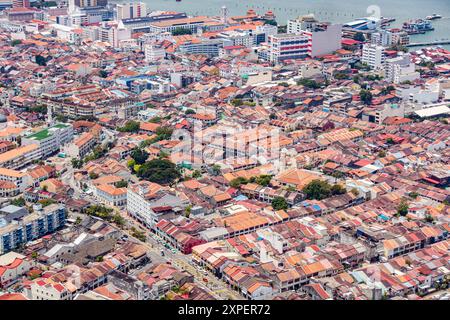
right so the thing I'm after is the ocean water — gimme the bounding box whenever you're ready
[116,0,450,49]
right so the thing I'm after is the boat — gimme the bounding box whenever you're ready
[426,14,442,20]
[402,19,434,35]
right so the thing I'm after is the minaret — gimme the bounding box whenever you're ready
[221,5,228,25]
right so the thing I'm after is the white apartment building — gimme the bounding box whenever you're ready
[218,30,255,48]
[101,24,131,48]
[268,33,310,63]
[384,53,420,84]
[127,181,189,229]
[0,252,35,288]
[287,14,319,34]
[0,144,41,169]
[115,2,147,21]
[95,184,127,207]
[0,168,32,192]
[27,278,72,300]
[21,123,74,159]
[178,38,224,57]
[371,29,410,47]
[144,44,166,62]
[374,103,405,124]
[362,44,386,70]
[64,132,96,159]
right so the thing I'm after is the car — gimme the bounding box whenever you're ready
[203,278,208,283]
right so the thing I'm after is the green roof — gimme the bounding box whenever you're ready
[26,123,70,141]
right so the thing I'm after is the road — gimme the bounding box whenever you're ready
[61,135,244,300]
[120,215,244,300]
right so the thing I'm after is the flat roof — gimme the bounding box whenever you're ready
[414,105,450,118]
[25,123,70,141]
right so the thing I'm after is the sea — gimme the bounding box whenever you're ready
[112,0,450,50]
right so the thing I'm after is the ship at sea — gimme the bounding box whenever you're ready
[402,19,434,35]
[426,13,442,20]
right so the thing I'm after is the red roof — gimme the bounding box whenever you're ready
[342,38,361,45]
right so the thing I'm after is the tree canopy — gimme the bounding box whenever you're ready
[302,180,347,200]
[271,196,288,210]
[137,159,181,185]
[118,120,140,133]
[131,148,149,165]
[360,89,373,105]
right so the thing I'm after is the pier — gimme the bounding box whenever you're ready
[406,39,450,47]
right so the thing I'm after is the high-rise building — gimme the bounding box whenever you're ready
[384,53,420,84]
[221,5,228,24]
[286,14,342,58]
[362,44,386,70]
[115,2,147,21]
[12,0,30,8]
[268,33,310,63]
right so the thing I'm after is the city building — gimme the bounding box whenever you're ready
[21,123,74,159]
[115,2,147,21]
[362,44,386,70]
[0,204,66,255]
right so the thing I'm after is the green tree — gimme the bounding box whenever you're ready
[297,78,320,89]
[131,228,146,242]
[255,175,272,187]
[153,126,173,141]
[89,172,99,179]
[172,28,192,36]
[115,180,128,188]
[11,197,26,206]
[230,177,248,188]
[231,99,243,107]
[35,55,47,66]
[192,170,202,178]
[112,213,125,227]
[211,164,221,176]
[330,184,346,195]
[386,137,395,144]
[149,116,162,123]
[397,199,409,216]
[30,105,47,114]
[131,148,149,165]
[360,89,373,105]
[118,120,140,133]
[302,180,332,200]
[185,205,192,218]
[353,32,366,42]
[137,159,181,185]
[10,39,22,46]
[271,196,288,210]
[38,199,56,207]
[185,109,196,115]
[264,19,277,26]
[99,69,109,78]
[408,192,419,199]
